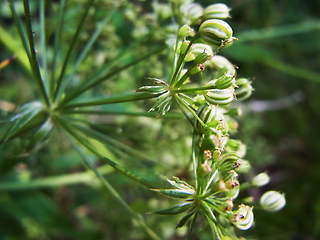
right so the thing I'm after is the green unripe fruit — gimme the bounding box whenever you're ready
[203,3,231,20]
[213,74,236,89]
[235,78,253,101]
[260,191,286,212]
[178,24,195,37]
[195,104,216,134]
[204,89,234,105]
[199,19,233,46]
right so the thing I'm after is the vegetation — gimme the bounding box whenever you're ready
[0,0,319,239]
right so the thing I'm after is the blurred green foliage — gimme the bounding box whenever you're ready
[0,0,320,239]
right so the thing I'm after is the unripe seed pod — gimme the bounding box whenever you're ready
[214,74,236,89]
[180,3,203,24]
[203,3,231,20]
[194,52,210,64]
[260,191,286,212]
[199,19,233,46]
[232,204,254,230]
[251,172,270,187]
[235,78,253,101]
[195,104,216,134]
[206,55,236,77]
[191,43,213,58]
[204,88,234,105]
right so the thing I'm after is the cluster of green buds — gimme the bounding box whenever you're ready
[136,1,285,239]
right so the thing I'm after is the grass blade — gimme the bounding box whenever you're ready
[23,0,50,106]
[53,0,96,101]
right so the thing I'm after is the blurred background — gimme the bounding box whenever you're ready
[0,0,320,239]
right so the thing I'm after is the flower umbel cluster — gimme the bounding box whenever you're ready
[137,2,285,239]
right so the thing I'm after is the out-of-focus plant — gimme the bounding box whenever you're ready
[0,0,286,239]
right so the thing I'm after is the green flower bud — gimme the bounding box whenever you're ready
[189,63,205,75]
[199,19,234,46]
[260,191,286,212]
[251,172,270,187]
[203,3,231,20]
[232,204,254,230]
[235,78,253,101]
[178,24,195,37]
[204,88,234,105]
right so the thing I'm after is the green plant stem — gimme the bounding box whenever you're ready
[7,0,31,62]
[175,95,206,128]
[0,166,112,191]
[56,116,158,189]
[53,0,97,101]
[58,92,161,110]
[23,0,50,106]
[192,131,198,191]
[173,85,216,94]
[50,0,66,101]
[60,109,183,119]
[39,0,48,89]
[59,47,165,106]
[169,36,197,86]
[66,135,161,240]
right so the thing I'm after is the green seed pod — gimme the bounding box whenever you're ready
[195,104,216,134]
[194,52,210,64]
[180,2,203,24]
[191,43,213,58]
[234,78,253,101]
[178,24,195,37]
[217,152,242,172]
[199,19,233,46]
[232,204,254,230]
[225,139,246,158]
[251,172,270,187]
[206,55,236,77]
[213,74,236,89]
[260,191,286,212]
[204,89,234,105]
[203,3,231,20]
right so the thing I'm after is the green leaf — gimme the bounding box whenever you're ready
[153,202,193,215]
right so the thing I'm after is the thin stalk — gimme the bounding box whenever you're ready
[187,212,198,240]
[50,0,66,101]
[173,96,194,127]
[58,92,161,110]
[169,35,198,86]
[53,0,97,101]
[173,85,216,94]
[60,12,115,94]
[192,131,198,191]
[56,116,157,188]
[23,0,50,106]
[39,0,48,90]
[7,0,31,61]
[67,135,161,240]
[59,47,165,106]
[0,165,112,191]
[175,95,206,128]
[60,109,183,119]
